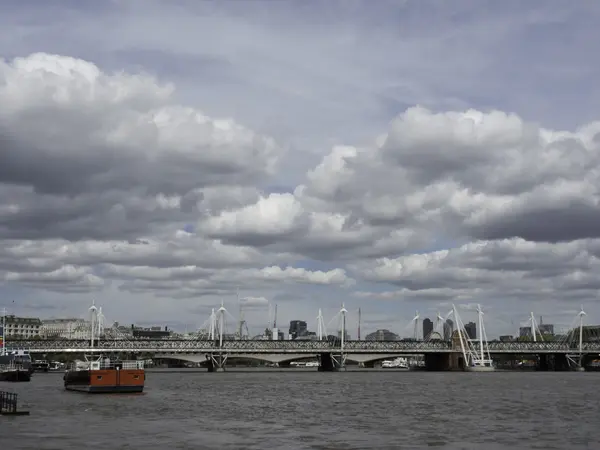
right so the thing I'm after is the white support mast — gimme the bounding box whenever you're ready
[209,308,216,340]
[340,303,348,369]
[340,303,347,352]
[316,309,325,341]
[452,304,494,372]
[579,306,586,357]
[528,312,545,342]
[452,304,469,367]
[97,306,105,337]
[478,304,484,364]
[412,311,420,340]
[564,306,587,371]
[217,301,226,350]
[89,300,97,352]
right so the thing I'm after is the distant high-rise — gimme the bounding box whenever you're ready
[337,330,350,341]
[423,318,433,339]
[519,326,532,338]
[289,320,307,340]
[444,319,454,340]
[465,321,477,339]
[365,329,398,341]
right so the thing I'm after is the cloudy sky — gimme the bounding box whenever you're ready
[1,0,600,338]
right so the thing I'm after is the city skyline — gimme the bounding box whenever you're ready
[1,2,600,337]
[0,301,581,341]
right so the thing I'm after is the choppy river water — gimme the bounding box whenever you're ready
[1,369,599,449]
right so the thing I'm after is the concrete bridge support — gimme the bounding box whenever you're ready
[205,354,215,372]
[537,354,549,371]
[536,354,571,371]
[423,353,466,371]
[207,352,227,372]
[317,353,344,372]
[555,354,570,371]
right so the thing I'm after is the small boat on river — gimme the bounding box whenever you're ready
[63,355,145,394]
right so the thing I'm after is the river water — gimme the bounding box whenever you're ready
[1,369,599,449]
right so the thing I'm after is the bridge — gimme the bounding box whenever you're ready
[4,302,599,371]
[7,338,600,355]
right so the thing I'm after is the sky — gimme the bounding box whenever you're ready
[1,0,600,339]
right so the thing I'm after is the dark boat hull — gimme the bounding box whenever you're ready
[0,370,31,382]
[32,363,49,373]
[65,384,144,393]
[0,354,33,375]
[64,368,145,394]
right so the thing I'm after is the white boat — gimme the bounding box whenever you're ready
[381,357,408,369]
[465,364,495,372]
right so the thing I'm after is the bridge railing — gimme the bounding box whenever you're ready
[485,342,572,351]
[7,338,453,353]
[7,338,600,353]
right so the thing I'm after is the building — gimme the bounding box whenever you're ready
[365,329,398,341]
[499,335,514,342]
[444,319,454,340]
[295,331,318,340]
[567,325,600,342]
[289,320,308,340]
[132,325,171,339]
[465,321,477,339]
[41,318,89,339]
[519,323,554,339]
[3,315,42,339]
[539,324,554,335]
[423,318,433,339]
[519,326,532,338]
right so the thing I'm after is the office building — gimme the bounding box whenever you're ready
[3,315,42,338]
[465,321,477,339]
[289,320,308,340]
[365,329,398,341]
[423,318,433,339]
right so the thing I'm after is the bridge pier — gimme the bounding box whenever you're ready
[318,353,345,372]
[566,353,587,372]
[555,354,570,371]
[207,352,227,372]
[531,354,571,371]
[424,353,455,371]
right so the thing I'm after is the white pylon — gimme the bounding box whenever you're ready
[217,301,226,350]
[316,309,325,341]
[340,303,347,351]
[578,306,587,356]
[412,310,420,340]
[209,308,216,340]
[89,300,98,350]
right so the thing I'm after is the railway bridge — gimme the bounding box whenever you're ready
[7,338,600,371]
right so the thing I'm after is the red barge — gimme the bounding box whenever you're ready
[63,301,145,393]
[63,355,145,393]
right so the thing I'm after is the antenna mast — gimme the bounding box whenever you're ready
[237,290,243,340]
[358,307,361,341]
[1,307,6,356]
[89,300,97,352]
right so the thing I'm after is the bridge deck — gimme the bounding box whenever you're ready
[5,339,600,354]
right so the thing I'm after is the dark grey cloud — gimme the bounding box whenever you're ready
[2,0,600,333]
